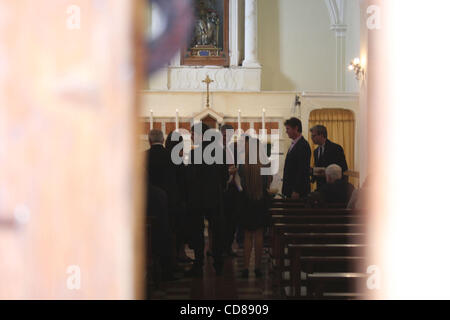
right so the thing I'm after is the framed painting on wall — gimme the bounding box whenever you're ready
[181,0,229,67]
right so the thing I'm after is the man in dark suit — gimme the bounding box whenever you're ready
[145,129,178,281]
[185,123,226,277]
[145,184,172,293]
[310,125,348,190]
[282,117,311,199]
[145,129,177,203]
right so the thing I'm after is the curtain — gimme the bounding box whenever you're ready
[308,109,357,187]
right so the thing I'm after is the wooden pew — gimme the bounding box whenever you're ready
[267,205,367,299]
[274,232,365,293]
[268,208,363,248]
[306,273,368,299]
[270,222,364,291]
[270,200,307,208]
[269,208,361,215]
[300,256,366,273]
[271,215,363,224]
[270,215,363,264]
[288,244,367,298]
[271,223,364,263]
[270,198,348,209]
[276,232,365,265]
[283,257,367,299]
[268,209,363,256]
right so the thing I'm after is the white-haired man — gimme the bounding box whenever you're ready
[317,164,354,205]
[325,164,343,184]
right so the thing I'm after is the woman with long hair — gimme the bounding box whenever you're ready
[238,136,271,278]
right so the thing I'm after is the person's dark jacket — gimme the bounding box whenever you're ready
[313,139,348,189]
[186,141,226,210]
[145,144,177,197]
[145,144,177,225]
[145,184,170,257]
[282,136,311,197]
[317,179,354,205]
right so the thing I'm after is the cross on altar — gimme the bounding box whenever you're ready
[202,75,214,108]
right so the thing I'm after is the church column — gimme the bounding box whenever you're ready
[242,0,260,68]
[332,25,347,91]
[325,0,347,91]
[229,0,241,67]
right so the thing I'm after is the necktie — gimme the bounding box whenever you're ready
[289,141,295,153]
[318,146,323,159]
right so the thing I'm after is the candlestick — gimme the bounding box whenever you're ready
[150,109,153,130]
[238,109,241,131]
[262,108,266,130]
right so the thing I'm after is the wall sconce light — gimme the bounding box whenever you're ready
[295,94,301,107]
[348,57,365,80]
[292,94,301,115]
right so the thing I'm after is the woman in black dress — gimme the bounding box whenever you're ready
[238,136,271,278]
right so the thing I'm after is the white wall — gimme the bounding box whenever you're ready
[259,0,337,91]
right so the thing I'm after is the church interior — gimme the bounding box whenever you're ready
[141,0,364,300]
[1,0,450,301]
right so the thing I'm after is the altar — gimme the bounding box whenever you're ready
[140,75,282,142]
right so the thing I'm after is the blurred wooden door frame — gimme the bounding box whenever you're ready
[0,0,145,299]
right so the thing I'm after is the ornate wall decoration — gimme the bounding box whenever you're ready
[168,67,260,91]
[181,0,230,67]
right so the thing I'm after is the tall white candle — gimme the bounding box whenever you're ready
[262,108,266,130]
[238,109,241,131]
[150,109,154,130]
[175,109,179,131]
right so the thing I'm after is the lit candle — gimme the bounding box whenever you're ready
[262,108,266,131]
[175,109,179,131]
[150,109,153,130]
[238,109,241,131]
